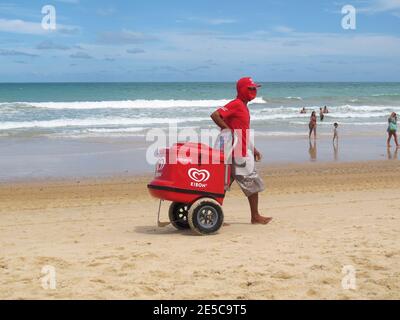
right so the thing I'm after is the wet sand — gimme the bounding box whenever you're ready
[1,160,399,299]
[0,134,395,182]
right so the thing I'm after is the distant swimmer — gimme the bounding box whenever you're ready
[323,106,329,114]
[320,107,325,121]
[300,107,307,114]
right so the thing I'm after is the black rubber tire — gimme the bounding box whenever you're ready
[188,198,224,235]
[168,202,190,230]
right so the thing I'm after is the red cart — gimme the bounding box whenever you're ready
[148,141,231,235]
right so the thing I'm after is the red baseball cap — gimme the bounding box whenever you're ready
[237,77,261,91]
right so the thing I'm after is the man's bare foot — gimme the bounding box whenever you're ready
[251,214,273,225]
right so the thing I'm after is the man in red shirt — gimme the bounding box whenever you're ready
[211,77,272,225]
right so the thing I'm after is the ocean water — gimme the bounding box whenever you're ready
[0,82,399,139]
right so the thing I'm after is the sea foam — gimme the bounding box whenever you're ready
[0,98,267,110]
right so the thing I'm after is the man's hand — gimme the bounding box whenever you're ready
[254,149,262,162]
[211,111,230,130]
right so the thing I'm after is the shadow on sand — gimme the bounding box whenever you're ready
[134,225,206,237]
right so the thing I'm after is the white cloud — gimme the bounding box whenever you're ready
[127,48,145,54]
[0,49,38,57]
[180,17,237,25]
[273,25,294,33]
[0,18,80,35]
[75,29,400,65]
[36,40,70,50]
[97,29,157,45]
[359,0,400,13]
[204,18,237,25]
[70,52,93,59]
[156,30,400,62]
[0,18,45,35]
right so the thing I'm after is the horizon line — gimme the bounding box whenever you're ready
[1,80,400,84]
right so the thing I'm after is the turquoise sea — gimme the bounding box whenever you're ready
[1,82,399,138]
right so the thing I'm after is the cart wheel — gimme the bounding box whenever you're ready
[168,202,190,230]
[188,198,224,235]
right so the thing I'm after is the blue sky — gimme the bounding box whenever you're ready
[0,0,400,82]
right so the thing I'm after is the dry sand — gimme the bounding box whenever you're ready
[0,160,399,300]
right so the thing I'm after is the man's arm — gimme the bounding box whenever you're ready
[210,111,230,130]
[248,139,262,161]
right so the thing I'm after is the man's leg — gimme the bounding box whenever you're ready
[248,192,273,225]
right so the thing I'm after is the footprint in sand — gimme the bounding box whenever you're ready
[140,285,158,296]
[149,270,169,277]
[0,258,7,270]
[384,251,399,258]
[132,252,159,259]
[321,278,336,285]
[369,264,387,271]
[121,262,137,271]
[90,278,106,284]
[271,271,294,280]
[97,255,115,260]
[307,289,318,297]
[87,261,104,267]
[35,256,72,268]
[310,264,328,271]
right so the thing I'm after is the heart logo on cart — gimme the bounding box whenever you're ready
[188,168,210,183]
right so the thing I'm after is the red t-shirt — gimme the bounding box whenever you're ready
[217,98,250,157]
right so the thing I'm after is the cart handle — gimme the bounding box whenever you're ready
[217,131,238,191]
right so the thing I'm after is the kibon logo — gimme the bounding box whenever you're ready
[188,168,210,188]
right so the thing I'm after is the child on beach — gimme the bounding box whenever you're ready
[333,123,339,144]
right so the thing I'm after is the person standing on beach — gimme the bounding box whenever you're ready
[320,108,325,121]
[333,123,339,144]
[211,77,272,225]
[387,112,399,148]
[309,111,317,140]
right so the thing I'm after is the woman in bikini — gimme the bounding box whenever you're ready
[309,111,317,140]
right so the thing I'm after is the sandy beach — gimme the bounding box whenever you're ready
[1,159,399,300]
